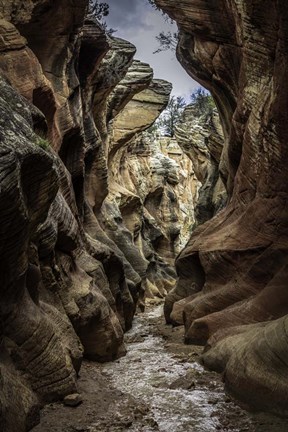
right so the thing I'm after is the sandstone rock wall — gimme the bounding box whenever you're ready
[109,132,199,300]
[175,105,226,225]
[156,0,288,415]
[0,1,198,430]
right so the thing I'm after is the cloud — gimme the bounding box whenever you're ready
[105,0,148,29]
[105,0,199,97]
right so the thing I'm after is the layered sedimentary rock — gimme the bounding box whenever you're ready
[102,72,200,301]
[108,132,198,300]
[0,14,127,432]
[168,105,227,325]
[156,0,288,415]
[175,105,226,225]
[0,1,199,430]
[109,79,172,158]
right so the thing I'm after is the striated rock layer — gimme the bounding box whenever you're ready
[156,0,288,415]
[109,132,198,301]
[0,1,198,430]
[175,105,226,226]
[168,105,226,325]
[0,4,131,427]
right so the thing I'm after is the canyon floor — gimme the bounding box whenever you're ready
[32,304,288,432]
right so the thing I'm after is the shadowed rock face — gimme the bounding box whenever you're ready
[0,1,181,430]
[0,77,75,432]
[156,0,288,415]
[0,5,127,427]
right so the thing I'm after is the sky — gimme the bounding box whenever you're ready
[104,0,199,99]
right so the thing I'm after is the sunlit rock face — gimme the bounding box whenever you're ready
[98,78,175,307]
[156,0,288,415]
[103,73,201,302]
[109,79,172,157]
[109,132,199,301]
[175,105,226,226]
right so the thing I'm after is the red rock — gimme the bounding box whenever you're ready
[156,0,288,415]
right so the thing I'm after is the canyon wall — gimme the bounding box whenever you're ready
[156,0,288,415]
[110,133,198,300]
[0,2,197,430]
[175,105,226,226]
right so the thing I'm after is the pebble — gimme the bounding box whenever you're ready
[63,393,83,407]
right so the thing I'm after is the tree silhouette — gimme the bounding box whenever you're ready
[190,88,215,117]
[88,1,109,20]
[157,96,186,137]
[153,31,178,54]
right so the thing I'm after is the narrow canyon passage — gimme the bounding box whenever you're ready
[32,305,287,432]
[2,1,288,430]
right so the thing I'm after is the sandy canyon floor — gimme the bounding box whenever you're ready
[32,304,288,432]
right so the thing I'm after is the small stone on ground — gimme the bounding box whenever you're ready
[64,394,83,407]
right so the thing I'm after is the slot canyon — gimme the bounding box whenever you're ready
[1,0,288,431]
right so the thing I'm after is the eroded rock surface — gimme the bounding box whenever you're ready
[175,105,226,226]
[0,1,198,430]
[156,0,288,415]
[109,132,199,301]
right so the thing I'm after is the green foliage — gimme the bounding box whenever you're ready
[35,136,50,151]
[88,1,116,34]
[147,0,177,53]
[157,96,186,137]
[146,122,160,136]
[147,88,216,138]
[190,88,215,117]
